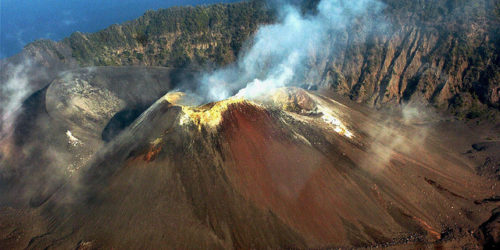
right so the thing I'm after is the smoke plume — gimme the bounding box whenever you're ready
[191,0,385,102]
[0,60,34,137]
[361,102,439,173]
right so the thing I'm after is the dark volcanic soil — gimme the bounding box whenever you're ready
[0,86,499,249]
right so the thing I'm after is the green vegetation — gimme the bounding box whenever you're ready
[63,1,274,67]
[20,0,499,120]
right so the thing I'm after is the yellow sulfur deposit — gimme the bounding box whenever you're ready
[178,97,247,129]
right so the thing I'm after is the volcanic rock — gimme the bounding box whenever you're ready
[1,87,497,249]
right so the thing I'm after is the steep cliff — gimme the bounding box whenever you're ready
[2,0,499,119]
[315,0,500,119]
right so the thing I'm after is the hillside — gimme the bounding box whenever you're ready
[65,1,273,67]
[1,0,499,120]
[1,85,499,248]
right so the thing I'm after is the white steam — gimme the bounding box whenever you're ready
[362,103,436,173]
[197,0,385,102]
[0,60,34,137]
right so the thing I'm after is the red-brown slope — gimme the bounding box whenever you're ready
[2,89,498,249]
[213,92,497,247]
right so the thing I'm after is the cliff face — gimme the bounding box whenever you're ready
[2,0,499,119]
[314,0,500,119]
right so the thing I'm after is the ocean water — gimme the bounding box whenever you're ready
[0,0,238,58]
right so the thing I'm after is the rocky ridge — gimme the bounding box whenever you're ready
[1,0,499,120]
